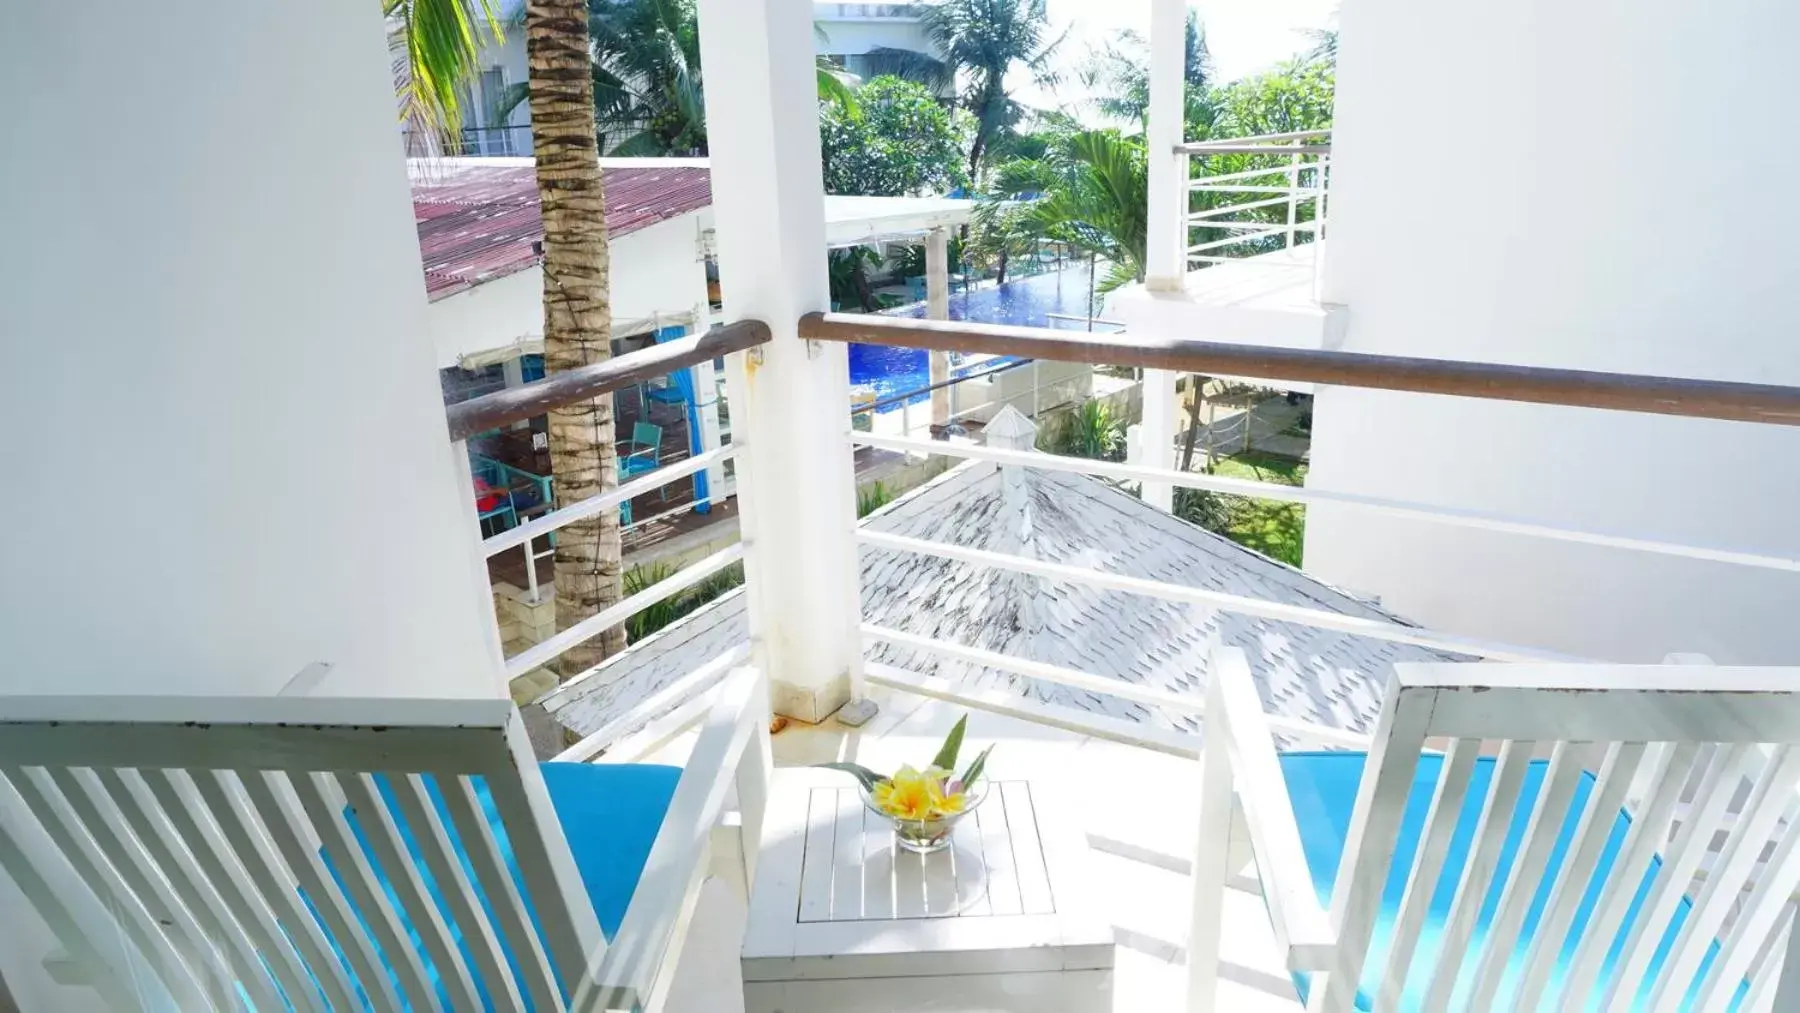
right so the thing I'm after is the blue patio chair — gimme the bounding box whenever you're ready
[475,490,516,538]
[470,455,518,536]
[619,422,661,482]
[645,375,688,408]
[904,275,928,302]
[1192,643,1794,1012]
[617,422,663,527]
[0,667,773,1012]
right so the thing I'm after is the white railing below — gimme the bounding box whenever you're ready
[1178,128,1331,301]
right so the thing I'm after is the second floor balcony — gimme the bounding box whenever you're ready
[12,300,1799,1011]
[11,1,1800,1011]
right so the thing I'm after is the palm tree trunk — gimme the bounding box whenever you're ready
[1180,373,1206,472]
[529,0,625,679]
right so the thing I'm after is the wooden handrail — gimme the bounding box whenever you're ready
[799,312,1800,427]
[444,320,771,441]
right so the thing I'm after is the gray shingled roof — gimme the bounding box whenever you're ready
[541,455,1465,742]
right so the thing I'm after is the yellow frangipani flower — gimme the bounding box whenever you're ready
[874,766,967,820]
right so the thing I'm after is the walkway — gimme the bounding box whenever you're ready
[1177,392,1310,465]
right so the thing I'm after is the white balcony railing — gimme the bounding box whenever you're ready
[402,123,534,159]
[1177,129,1332,299]
[452,308,1800,1010]
[813,2,922,20]
[7,307,1800,1011]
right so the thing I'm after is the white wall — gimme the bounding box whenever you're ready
[1,3,506,1001]
[1303,0,1800,662]
[0,3,503,699]
[427,214,706,366]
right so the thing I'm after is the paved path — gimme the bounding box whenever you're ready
[1176,394,1310,464]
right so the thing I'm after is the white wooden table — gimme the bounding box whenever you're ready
[742,768,1115,1012]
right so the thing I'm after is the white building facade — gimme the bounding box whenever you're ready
[1112,0,1800,666]
[812,2,934,81]
[1300,0,1800,664]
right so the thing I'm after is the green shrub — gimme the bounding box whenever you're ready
[857,480,894,518]
[622,559,747,643]
[1173,487,1234,532]
[1037,400,1125,461]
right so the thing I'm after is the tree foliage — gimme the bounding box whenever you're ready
[588,0,707,154]
[984,129,1148,291]
[964,41,1335,292]
[1037,400,1126,461]
[827,246,883,312]
[1208,55,1335,140]
[387,0,505,144]
[1080,12,1211,128]
[865,0,1065,176]
[820,76,970,196]
[491,0,859,156]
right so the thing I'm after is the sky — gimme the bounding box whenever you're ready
[1023,0,1338,112]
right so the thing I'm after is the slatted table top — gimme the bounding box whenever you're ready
[742,768,1114,981]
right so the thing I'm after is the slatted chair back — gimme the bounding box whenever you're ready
[1318,662,1800,1012]
[0,694,604,1012]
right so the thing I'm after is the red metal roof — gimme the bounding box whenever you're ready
[411,162,713,300]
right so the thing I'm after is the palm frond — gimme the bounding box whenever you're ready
[608,129,673,157]
[387,0,504,140]
[816,60,862,119]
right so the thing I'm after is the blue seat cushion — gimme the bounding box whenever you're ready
[303,762,682,1011]
[1278,751,1748,1012]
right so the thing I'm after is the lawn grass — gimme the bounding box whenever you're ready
[1207,451,1308,566]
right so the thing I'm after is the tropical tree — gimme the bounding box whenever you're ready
[387,0,627,677]
[865,0,1065,176]
[498,0,859,155]
[964,196,1047,285]
[988,130,1148,291]
[827,246,884,312]
[1211,54,1334,139]
[387,0,504,145]
[820,76,970,196]
[1080,12,1211,128]
[526,0,627,677]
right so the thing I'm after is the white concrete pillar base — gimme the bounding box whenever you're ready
[769,674,853,725]
[835,697,881,727]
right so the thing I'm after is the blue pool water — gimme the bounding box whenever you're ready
[847,262,1106,408]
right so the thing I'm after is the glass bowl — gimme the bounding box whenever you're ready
[861,783,987,854]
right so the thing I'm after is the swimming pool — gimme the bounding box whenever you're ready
[847,262,1106,408]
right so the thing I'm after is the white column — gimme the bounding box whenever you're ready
[926,228,952,427]
[697,0,863,723]
[690,230,726,503]
[1145,0,1188,290]
[1139,0,1187,511]
[1141,371,1177,511]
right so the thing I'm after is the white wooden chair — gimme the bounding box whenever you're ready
[1192,645,1800,1012]
[0,665,772,1013]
